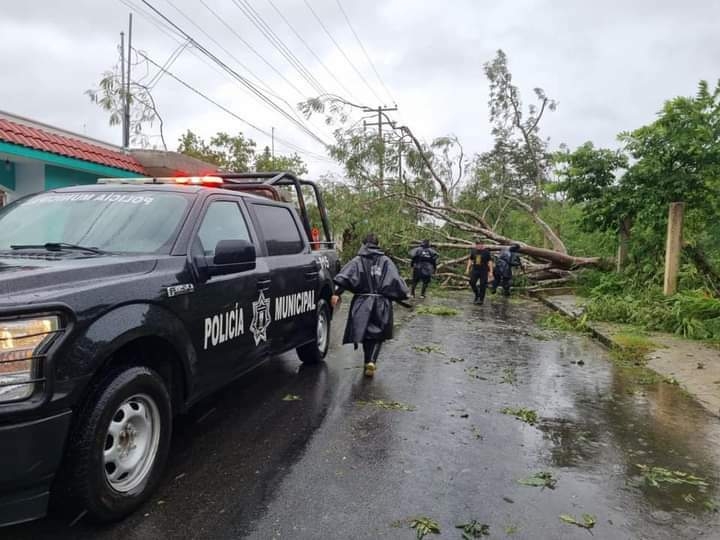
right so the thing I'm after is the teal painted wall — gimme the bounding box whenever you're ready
[44,165,99,190]
[0,161,15,190]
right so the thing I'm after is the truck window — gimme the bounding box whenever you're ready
[252,204,304,256]
[196,201,252,257]
[0,191,191,254]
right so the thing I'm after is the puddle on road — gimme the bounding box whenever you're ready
[446,295,720,529]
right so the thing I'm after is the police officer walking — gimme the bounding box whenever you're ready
[491,244,523,296]
[331,233,410,378]
[409,239,439,299]
[466,240,493,304]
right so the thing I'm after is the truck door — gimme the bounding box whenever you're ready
[248,202,319,353]
[184,197,271,391]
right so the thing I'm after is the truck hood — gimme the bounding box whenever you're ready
[0,254,159,304]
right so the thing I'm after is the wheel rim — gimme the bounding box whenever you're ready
[103,393,161,493]
[317,308,328,353]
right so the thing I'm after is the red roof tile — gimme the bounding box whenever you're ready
[0,118,145,174]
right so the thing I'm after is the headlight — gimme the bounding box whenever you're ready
[0,316,59,402]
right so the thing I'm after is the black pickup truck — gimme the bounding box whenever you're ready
[0,172,339,526]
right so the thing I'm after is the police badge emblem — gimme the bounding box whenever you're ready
[251,290,271,345]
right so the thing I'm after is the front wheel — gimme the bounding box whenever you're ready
[297,298,331,364]
[61,366,172,522]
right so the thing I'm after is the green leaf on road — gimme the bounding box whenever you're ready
[636,464,708,488]
[413,345,444,354]
[281,394,301,401]
[455,520,490,538]
[415,305,459,316]
[500,407,538,425]
[356,399,416,411]
[518,471,557,489]
[410,517,441,539]
[559,513,596,529]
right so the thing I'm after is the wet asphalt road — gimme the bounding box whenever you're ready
[6,293,720,539]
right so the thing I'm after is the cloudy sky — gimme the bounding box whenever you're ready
[1,0,718,177]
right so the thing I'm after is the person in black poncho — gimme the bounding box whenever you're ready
[409,239,439,299]
[331,233,410,378]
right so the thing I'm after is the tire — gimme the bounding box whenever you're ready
[297,298,331,364]
[61,366,172,522]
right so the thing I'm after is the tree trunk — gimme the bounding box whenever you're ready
[505,195,568,254]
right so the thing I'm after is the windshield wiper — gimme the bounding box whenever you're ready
[10,242,107,255]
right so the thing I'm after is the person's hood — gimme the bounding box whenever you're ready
[358,244,384,258]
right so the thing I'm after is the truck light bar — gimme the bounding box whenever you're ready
[98,176,224,186]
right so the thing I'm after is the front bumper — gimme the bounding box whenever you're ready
[0,410,72,527]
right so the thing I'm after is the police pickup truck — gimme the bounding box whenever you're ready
[0,172,339,526]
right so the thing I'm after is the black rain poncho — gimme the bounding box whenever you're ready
[334,244,410,345]
[409,246,439,280]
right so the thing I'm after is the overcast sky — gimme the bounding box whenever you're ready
[1,0,718,177]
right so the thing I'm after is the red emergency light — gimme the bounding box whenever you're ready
[174,176,224,186]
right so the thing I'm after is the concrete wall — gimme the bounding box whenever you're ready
[11,162,44,201]
[44,165,98,190]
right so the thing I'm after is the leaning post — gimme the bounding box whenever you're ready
[663,202,685,296]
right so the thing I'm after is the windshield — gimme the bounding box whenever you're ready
[0,191,192,254]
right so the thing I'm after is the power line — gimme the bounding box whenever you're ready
[266,0,358,102]
[231,0,327,97]
[140,0,330,147]
[334,0,396,105]
[302,0,384,104]
[119,0,312,129]
[160,0,278,98]
[197,0,306,98]
[136,49,334,162]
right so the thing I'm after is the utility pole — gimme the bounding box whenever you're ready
[271,127,275,158]
[363,105,397,182]
[123,13,133,149]
[120,31,125,148]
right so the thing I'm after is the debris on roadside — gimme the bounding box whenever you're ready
[465,366,488,380]
[415,305,459,316]
[413,344,444,354]
[282,394,301,401]
[356,399,416,411]
[409,516,441,539]
[518,471,557,489]
[501,366,517,385]
[456,520,490,538]
[500,407,539,425]
[636,464,709,488]
[559,513,596,530]
[446,356,465,364]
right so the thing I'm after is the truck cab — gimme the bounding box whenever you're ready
[0,172,338,526]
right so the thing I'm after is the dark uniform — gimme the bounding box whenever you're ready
[469,245,492,304]
[409,241,438,298]
[492,245,522,296]
[334,240,409,373]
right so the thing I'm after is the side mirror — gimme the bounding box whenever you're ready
[207,240,256,276]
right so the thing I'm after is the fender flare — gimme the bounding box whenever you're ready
[60,303,197,404]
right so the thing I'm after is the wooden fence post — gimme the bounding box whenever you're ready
[616,216,631,273]
[663,202,685,295]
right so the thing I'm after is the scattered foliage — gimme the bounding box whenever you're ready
[501,366,518,385]
[415,305,460,316]
[281,394,301,401]
[413,345,444,354]
[636,465,709,488]
[518,471,557,489]
[410,517,441,539]
[559,514,596,530]
[501,407,538,425]
[456,520,490,538]
[357,399,416,412]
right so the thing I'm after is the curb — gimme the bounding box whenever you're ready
[531,292,615,349]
